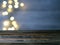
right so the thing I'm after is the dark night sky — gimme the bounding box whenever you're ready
[0,0,60,30]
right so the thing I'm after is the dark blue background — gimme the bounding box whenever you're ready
[0,0,60,30]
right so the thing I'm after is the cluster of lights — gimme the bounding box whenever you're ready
[3,21,18,31]
[2,0,25,16]
[2,1,7,8]
[14,0,19,8]
[2,18,19,31]
[2,0,24,31]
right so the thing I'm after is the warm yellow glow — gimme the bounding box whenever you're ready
[3,1,7,4]
[12,21,17,24]
[3,20,10,27]
[2,27,7,31]
[2,4,6,8]
[14,5,19,8]
[7,8,13,13]
[12,21,19,29]
[2,11,8,16]
[8,0,13,4]
[10,16,14,21]
[15,2,19,5]
[14,24,19,29]
[8,27,15,30]
[14,0,18,2]
[2,1,7,8]
[20,3,24,7]
[8,5,13,8]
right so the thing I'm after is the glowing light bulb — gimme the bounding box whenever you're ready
[3,20,10,27]
[14,5,19,8]
[20,3,24,7]
[8,5,13,8]
[2,11,8,16]
[10,16,14,21]
[3,1,7,4]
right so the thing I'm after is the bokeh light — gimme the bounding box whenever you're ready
[7,8,13,13]
[2,11,8,16]
[8,27,15,30]
[3,20,10,27]
[2,4,6,8]
[3,1,7,4]
[14,5,19,8]
[10,16,15,21]
[20,3,24,7]
[8,0,13,4]
[2,27,7,31]
[12,21,19,29]
[14,0,18,2]
[8,5,13,8]
[15,2,19,5]
[2,0,20,30]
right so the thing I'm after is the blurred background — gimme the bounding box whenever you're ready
[0,0,60,30]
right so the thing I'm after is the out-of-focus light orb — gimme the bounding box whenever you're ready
[12,21,17,25]
[2,4,6,8]
[14,24,19,29]
[15,2,19,5]
[14,0,18,2]
[3,1,7,4]
[8,0,13,4]
[12,21,19,29]
[7,8,13,13]
[2,27,7,31]
[8,27,15,31]
[8,5,13,8]
[14,5,19,8]
[3,20,10,27]
[10,16,14,21]
[20,3,24,7]
[2,11,8,16]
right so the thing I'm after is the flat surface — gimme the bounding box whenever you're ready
[0,31,59,43]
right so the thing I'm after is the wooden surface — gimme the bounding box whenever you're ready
[0,31,59,43]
